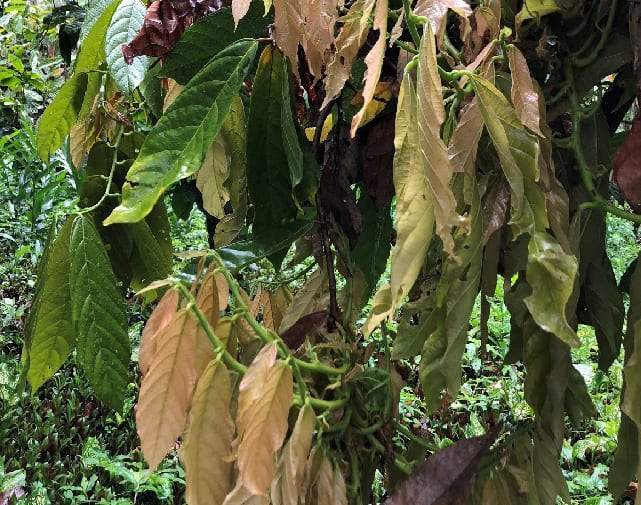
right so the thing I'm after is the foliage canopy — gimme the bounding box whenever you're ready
[22,0,641,503]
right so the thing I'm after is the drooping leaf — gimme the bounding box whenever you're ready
[23,218,74,391]
[388,73,434,315]
[246,46,310,253]
[507,45,543,136]
[303,0,339,80]
[161,3,270,84]
[236,343,294,495]
[515,0,561,30]
[75,0,120,73]
[196,133,231,219]
[362,284,392,338]
[271,0,304,75]
[222,481,270,505]
[304,448,348,505]
[69,216,130,411]
[448,98,484,174]
[138,288,179,375]
[350,0,388,136]
[137,309,198,471]
[278,269,327,334]
[271,404,316,505]
[386,428,498,505]
[106,0,148,96]
[104,39,258,224]
[613,117,641,212]
[524,232,579,348]
[232,0,251,25]
[413,0,472,38]
[181,360,234,505]
[37,72,90,163]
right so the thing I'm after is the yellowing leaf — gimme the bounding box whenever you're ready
[349,81,395,128]
[196,134,231,219]
[163,79,184,112]
[508,45,543,136]
[137,309,199,471]
[232,0,251,26]
[181,360,234,505]
[322,0,376,108]
[236,343,294,495]
[362,284,392,337]
[448,98,483,174]
[388,74,435,317]
[271,404,316,505]
[138,288,179,376]
[304,115,334,142]
[350,0,388,136]
[515,0,561,30]
[417,23,466,256]
[524,232,580,347]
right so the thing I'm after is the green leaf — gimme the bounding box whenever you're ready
[37,72,90,163]
[161,3,271,84]
[75,0,120,73]
[472,75,546,237]
[23,218,75,391]
[106,0,148,96]
[104,39,258,225]
[246,46,309,251]
[70,216,130,411]
[79,0,117,45]
[524,232,579,347]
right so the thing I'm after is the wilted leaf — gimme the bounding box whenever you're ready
[413,0,472,39]
[303,0,339,79]
[236,343,294,495]
[613,117,641,212]
[385,428,499,505]
[279,269,327,334]
[271,0,304,74]
[24,218,74,391]
[280,311,329,349]
[106,0,148,96]
[350,0,388,136]
[448,98,483,174]
[196,134,231,219]
[362,284,392,338]
[137,309,199,471]
[508,45,543,136]
[305,449,348,505]
[232,0,251,25]
[181,360,234,505]
[138,288,179,375]
[524,232,580,347]
[105,39,257,224]
[271,404,316,505]
[222,480,270,505]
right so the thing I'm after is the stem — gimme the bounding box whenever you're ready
[394,39,419,55]
[175,283,248,375]
[402,0,421,48]
[571,0,618,68]
[295,359,350,376]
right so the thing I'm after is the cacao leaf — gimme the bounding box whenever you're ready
[196,133,231,219]
[236,343,294,495]
[138,288,179,375]
[137,309,198,471]
[232,0,251,25]
[105,39,258,224]
[181,360,234,505]
[413,0,472,39]
[508,45,543,136]
[75,0,120,73]
[448,98,483,174]
[105,0,148,96]
[222,481,270,505]
[69,216,130,411]
[23,218,74,391]
[78,0,116,44]
[613,117,641,211]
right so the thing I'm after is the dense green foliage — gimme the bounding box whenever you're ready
[4,0,641,503]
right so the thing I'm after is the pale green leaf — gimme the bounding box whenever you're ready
[105,39,258,224]
[106,0,148,96]
[524,232,580,347]
[24,218,74,391]
[181,360,234,505]
[69,216,130,411]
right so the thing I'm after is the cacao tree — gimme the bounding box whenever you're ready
[21,0,641,503]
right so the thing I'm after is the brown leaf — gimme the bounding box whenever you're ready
[350,0,388,136]
[385,428,499,505]
[481,179,510,243]
[259,287,287,332]
[138,288,179,376]
[137,309,199,471]
[123,0,231,63]
[448,98,484,174]
[232,0,251,26]
[508,45,543,136]
[272,0,304,73]
[236,343,294,495]
[361,114,396,208]
[279,270,328,334]
[280,311,329,349]
[614,117,641,212]
[414,0,472,40]
[222,480,270,505]
[181,360,234,505]
[306,449,348,505]
[304,0,339,79]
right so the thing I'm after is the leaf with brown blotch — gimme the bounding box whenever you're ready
[385,428,499,505]
[417,23,467,256]
[508,45,543,137]
[614,117,641,212]
[350,0,388,136]
[181,360,234,505]
[413,0,472,40]
[322,0,376,109]
[138,288,179,376]
[280,311,329,349]
[137,309,199,471]
[236,343,294,495]
[448,98,484,174]
[271,404,316,505]
[232,0,251,26]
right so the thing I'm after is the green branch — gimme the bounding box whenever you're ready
[571,0,618,68]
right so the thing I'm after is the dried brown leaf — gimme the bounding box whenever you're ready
[614,117,641,212]
[272,0,304,73]
[279,270,328,334]
[305,0,339,79]
[181,360,234,505]
[236,344,294,495]
[222,480,270,505]
[137,309,199,471]
[350,0,388,136]
[232,0,251,26]
[508,45,543,136]
[280,311,329,349]
[139,288,179,375]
